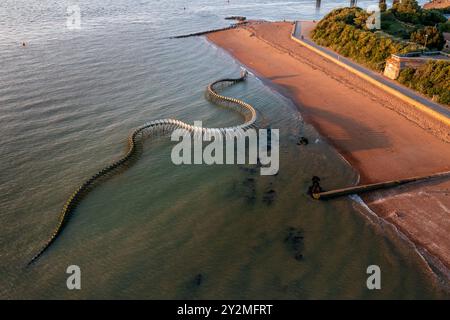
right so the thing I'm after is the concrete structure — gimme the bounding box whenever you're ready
[383,51,450,79]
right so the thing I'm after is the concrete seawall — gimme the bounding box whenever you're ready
[290,22,450,141]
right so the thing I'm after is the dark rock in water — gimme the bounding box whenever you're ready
[284,227,304,261]
[295,253,304,261]
[284,228,304,247]
[231,169,259,204]
[297,137,309,145]
[194,274,203,286]
[262,188,276,205]
[241,176,257,204]
[243,177,255,185]
[239,166,257,175]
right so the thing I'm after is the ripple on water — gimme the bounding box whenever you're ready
[0,0,445,299]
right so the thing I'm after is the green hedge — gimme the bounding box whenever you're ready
[430,6,450,15]
[311,8,421,71]
[397,61,450,105]
[439,21,450,33]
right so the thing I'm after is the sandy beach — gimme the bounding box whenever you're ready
[207,21,450,277]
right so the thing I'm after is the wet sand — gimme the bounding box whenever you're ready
[207,21,450,277]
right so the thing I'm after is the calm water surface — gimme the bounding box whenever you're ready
[0,0,446,299]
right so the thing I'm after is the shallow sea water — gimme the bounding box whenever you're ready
[0,0,446,299]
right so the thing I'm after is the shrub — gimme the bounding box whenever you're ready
[312,8,421,71]
[397,61,450,105]
[381,11,415,39]
[410,26,445,50]
[392,0,447,25]
[431,6,450,15]
[439,22,450,33]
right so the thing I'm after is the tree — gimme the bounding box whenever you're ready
[420,9,447,25]
[391,0,423,23]
[410,26,445,50]
[379,0,387,12]
[392,0,421,14]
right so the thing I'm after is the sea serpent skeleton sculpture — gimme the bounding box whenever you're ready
[28,72,258,266]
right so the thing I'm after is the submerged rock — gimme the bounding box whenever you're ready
[241,176,257,204]
[194,274,203,286]
[262,189,276,205]
[294,253,304,261]
[239,165,258,175]
[284,227,304,262]
[297,137,309,145]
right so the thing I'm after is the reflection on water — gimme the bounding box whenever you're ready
[0,0,446,299]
